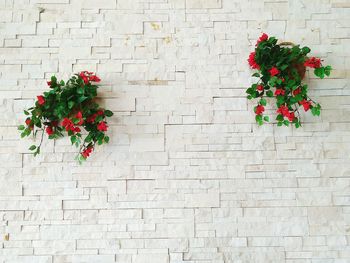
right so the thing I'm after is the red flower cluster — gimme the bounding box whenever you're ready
[277,105,295,121]
[62,118,81,133]
[275,89,285,96]
[37,95,45,105]
[269,67,280,76]
[97,121,108,131]
[248,52,260,69]
[304,57,321,68]
[300,99,311,111]
[79,71,101,84]
[256,85,264,91]
[255,105,265,115]
[86,110,104,123]
[293,87,301,96]
[75,111,84,125]
[81,147,93,159]
[256,33,268,46]
[46,126,54,135]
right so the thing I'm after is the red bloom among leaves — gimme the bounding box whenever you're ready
[256,33,268,46]
[75,111,84,125]
[293,87,301,96]
[37,95,45,105]
[81,147,93,159]
[25,118,31,126]
[274,89,285,96]
[255,105,265,115]
[46,126,54,135]
[97,121,108,131]
[47,81,51,86]
[87,114,97,123]
[300,99,311,111]
[256,85,264,91]
[89,75,101,82]
[62,118,74,132]
[304,57,321,68]
[79,72,89,84]
[277,105,295,121]
[248,52,260,69]
[269,67,280,76]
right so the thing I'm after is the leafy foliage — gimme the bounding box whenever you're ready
[19,71,113,162]
[247,34,332,128]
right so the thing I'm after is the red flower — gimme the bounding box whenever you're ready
[256,33,268,46]
[75,111,84,125]
[86,113,97,123]
[89,75,101,82]
[274,89,285,96]
[47,81,51,86]
[51,121,59,127]
[97,121,108,131]
[74,127,81,133]
[248,52,260,69]
[293,87,301,96]
[46,126,54,135]
[62,118,74,132]
[79,72,89,84]
[255,105,265,115]
[81,147,93,159]
[25,118,31,126]
[287,112,295,121]
[256,85,264,91]
[37,95,45,105]
[300,99,311,111]
[277,105,289,116]
[304,57,321,68]
[97,110,104,116]
[277,105,295,121]
[269,67,280,76]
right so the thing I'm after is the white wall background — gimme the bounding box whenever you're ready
[1,0,350,262]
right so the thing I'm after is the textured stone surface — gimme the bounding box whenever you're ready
[0,0,350,262]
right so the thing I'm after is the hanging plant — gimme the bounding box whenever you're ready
[18,71,113,162]
[246,33,332,128]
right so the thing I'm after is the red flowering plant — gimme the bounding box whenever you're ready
[247,33,332,128]
[18,71,113,162]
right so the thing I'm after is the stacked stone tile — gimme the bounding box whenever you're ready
[0,0,349,262]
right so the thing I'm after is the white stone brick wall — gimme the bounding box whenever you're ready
[1,0,350,262]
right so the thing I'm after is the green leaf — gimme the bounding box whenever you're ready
[34,147,40,157]
[266,90,273,97]
[68,101,75,109]
[252,72,260,78]
[283,120,290,126]
[18,125,25,131]
[324,65,332,76]
[29,145,36,151]
[77,87,84,95]
[302,47,311,54]
[263,116,269,122]
[104,110,113,117]
[255,115,263,126]
[314,67,325,79]
[276,114,284,122]
[24,110,30,115]
[260,98,267,106]
[70,135,77,145]
[104,136,110,143]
